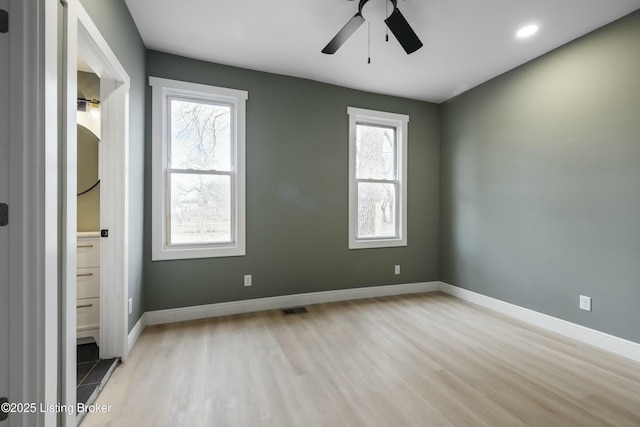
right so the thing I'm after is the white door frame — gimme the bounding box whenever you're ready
[62,0,130,424]
[71,0,131,359]
[7,0,129,424]
[9,0,59,426]
[2,0,11,419]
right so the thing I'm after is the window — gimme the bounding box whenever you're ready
[348,107,408,249]
[150,77,248,260]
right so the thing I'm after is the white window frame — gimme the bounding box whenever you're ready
[348,107,408,249]
[150,77,248,260]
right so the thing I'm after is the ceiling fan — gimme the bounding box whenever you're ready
[322,0,423,55]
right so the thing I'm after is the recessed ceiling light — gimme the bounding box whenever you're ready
[516,24,539,39]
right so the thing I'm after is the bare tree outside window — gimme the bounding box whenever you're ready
[168,98,233,244]
[151,77,247,260]
[347,107,407,250]
[355,124,398,238]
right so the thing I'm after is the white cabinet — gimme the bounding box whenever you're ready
[77,234,100,345]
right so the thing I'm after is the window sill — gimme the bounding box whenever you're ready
[152,244,246,261]
[349,238,407,250]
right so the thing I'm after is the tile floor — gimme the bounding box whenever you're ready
[76,343,118,405]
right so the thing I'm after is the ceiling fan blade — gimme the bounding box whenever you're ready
[384,8,423,54]
[322,13,365,54]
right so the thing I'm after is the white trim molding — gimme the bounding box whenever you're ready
[146,282,440,326]
[56,2,132,425]
[127,314,147,354]
[347,107,409,250]
[71,0,131,367]
[439,282,640,363]
[149,76,248,261]
[8,0,60,425]
[126,281,640,367]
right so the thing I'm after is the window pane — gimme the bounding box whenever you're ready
[169,173,232,244]
[170,99,231,171]
[357,182,397,239]
[356,124,395,180]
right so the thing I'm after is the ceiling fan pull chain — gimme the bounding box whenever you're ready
[368,21,371,64]
[386,0,389,42]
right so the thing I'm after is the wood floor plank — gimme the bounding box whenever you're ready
[82,292,640,427]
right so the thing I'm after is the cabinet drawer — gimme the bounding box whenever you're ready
[77,297,100,329]
[77,267,100,299]
[77,238,100,268]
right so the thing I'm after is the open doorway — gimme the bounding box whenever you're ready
[63,1,131,424]
[76,70,101,347]
[75,68,119,409]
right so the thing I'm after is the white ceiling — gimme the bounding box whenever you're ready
[124,0,640,103]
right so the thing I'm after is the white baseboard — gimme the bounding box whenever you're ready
[145,282,440,326]
[439,282,640,363]
[128,280,640,365]
[127,313,146,355]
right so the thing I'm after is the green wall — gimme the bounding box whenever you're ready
[440,10,640,342]
[82,0,640,346]
[80,0,146,331]
[145,51,440,310]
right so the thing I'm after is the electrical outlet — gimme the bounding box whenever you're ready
[579,295,592,312]
[395,265,400,275]
[244,274,252,287]
[128,298,133,315]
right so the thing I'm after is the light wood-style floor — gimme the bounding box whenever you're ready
[82,292,640,427]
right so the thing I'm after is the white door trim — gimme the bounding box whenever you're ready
[75,0,130,362]
[61,3,78,426]
[9,0,60,426]
[62,0,130,425]
[69,0,131,357]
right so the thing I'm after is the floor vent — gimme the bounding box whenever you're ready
[282,307,309,315]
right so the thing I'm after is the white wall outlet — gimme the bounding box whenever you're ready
[244,274,252,287]
[579,295,592,312]
[395,265,401,275]
[128,298,133,315]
